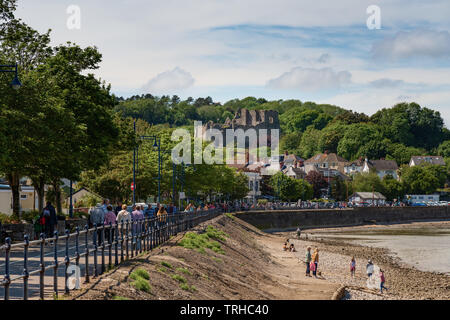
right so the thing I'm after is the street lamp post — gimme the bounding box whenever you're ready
[0,63,22,89]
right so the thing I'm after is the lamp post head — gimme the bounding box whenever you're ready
[11,73,21,90]
[153,139,158,149]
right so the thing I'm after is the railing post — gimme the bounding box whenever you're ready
[108,222,113,268]
[93,224,98,277]
[142,219,147,252]
[84,225,90,283]
[130,221,135,258]
[114,222,119,266]
[23,235,30,300]
[139,219,143,254]
[39,233,45,300]
[53,231,59,299]
[3,237,11,300]
[75,227,80,268]
[100,225,105,275]
[125,221,129,260]
[120,221,124,263]
[64,229,70,295]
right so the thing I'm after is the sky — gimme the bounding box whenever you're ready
[15,0,450,125]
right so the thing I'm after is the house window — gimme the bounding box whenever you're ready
[250,181,253,190]
[255,181,259,192]
[20,194,27,200]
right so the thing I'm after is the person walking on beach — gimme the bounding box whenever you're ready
[296,227,301,239]
[305,246,312,276]
[366,260,374,278]
[350,257,356,278]
[311,248,319,277]
[380,269,388,293]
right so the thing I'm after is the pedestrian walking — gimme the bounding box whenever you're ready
[132,205,144,250]
[104,205,116,243]
[41,202,57,239]
[366,260,374,278]
[380,269,388,293]
[116,204,131,244]
[90,204,105,245]
[305,246,312,276]
[350,257,356,278]
[296,227,301,239]
[311,248,319,277]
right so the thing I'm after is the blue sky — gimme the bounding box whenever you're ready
[15,0,450,124]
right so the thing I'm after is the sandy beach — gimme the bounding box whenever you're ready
[277,220,450,300]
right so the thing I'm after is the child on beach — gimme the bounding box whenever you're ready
[350,257,356,278]
[283,242,288,251]
[366,260,374,278]
[311,248,319,277]
[290,243,296,252]
[380,269,388,293]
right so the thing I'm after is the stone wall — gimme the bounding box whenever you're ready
[236,206,450,231]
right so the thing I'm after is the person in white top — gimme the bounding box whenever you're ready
[116,204,132,224]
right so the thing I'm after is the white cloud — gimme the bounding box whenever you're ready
[142,67,195,93]
[372,30,450,60]
[369,78,405,88]
[317,53,330,64]
[266,67,351,91]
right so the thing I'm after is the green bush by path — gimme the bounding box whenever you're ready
[176,267,192,275]
[178,231,226,255]
[129,268,150,280]
[171,274,187,284]
[131,277,151,293]
[161,261,173,269]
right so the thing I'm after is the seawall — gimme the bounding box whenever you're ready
[235,206,450,232]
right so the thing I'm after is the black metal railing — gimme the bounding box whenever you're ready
[0,209,222,300]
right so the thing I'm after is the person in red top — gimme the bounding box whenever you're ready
[380,269,388,293]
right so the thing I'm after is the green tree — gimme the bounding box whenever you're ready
[280,132,302,154]
[400,165,440,195]
[352,172,385,194]
[299,127,322,159]
[437,140,450,158]
[382,175,405,201]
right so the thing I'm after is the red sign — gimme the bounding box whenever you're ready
[131,182,135,191]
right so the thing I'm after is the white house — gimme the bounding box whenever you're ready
[409,156,445,167]
[344,159,364,176]
[362,158,399,180]
[405,194,440,204]
[349,192,386,205]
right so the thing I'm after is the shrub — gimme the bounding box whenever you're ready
[130,268,150,281]
[205,225,228,241]
[224,213,235,220]
[161,261,173,269]
[131,277,151,293]
[171,274,187,284]
[178,228,226,255]
[176,268,192,275]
